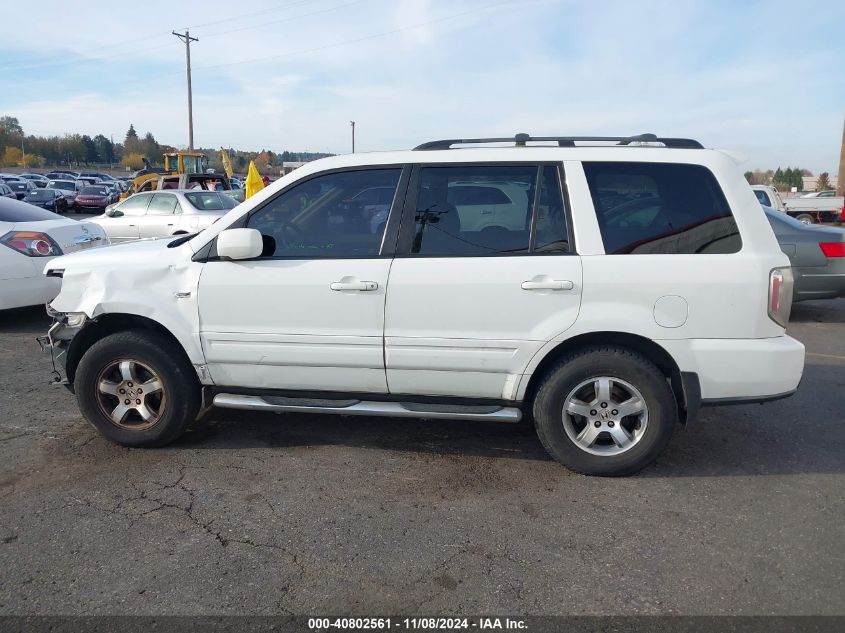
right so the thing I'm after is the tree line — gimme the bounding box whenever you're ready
[743,167,829,191]
[0,115,332,175]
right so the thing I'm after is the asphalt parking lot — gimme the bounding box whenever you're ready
[0,298,843,616]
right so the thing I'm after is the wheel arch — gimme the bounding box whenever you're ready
[520,331,700,424]
[65,313,193,386]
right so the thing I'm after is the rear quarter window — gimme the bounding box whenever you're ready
[583,162,742,255]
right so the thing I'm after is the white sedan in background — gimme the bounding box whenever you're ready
[91,190,239,242]
[0,197,109,310]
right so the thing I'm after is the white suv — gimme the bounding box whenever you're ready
[39,134,805,476]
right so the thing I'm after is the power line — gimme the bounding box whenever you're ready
[192,0,516,72]
[0,0,330,73]
[197,0,366,39]
[187,0,321,30]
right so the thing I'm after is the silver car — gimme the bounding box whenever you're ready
[90,190,239,242]
[763,206,845,301]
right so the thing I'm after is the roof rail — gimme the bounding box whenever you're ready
[413,133,704,151]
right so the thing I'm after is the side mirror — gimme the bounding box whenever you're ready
[216,228,263,260]
[107,208,123,217]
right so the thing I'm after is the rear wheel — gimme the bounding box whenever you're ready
[795,213,815,224]
[532,346,676,476]
[74,330,201,447]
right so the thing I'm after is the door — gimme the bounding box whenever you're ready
[385,164,583,400]
[138,192,182,238]
[197,166,408,393]
[105,192,152,242]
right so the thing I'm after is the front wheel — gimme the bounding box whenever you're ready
[532,346,676,476]
[74,330,201,447]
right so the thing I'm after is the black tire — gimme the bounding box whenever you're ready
[795,213,814,224]
[532,346,676,476]
[74,330,201,447]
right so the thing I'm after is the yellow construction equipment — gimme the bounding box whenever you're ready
[122,151,210,198]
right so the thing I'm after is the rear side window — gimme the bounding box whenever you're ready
[411,166,535,256]
[583,162,741,255]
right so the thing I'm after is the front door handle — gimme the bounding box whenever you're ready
[331,280,378,291]
[521,279,574,291]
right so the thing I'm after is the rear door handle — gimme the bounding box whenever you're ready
[521,279,574,291]
[331,280,378,291]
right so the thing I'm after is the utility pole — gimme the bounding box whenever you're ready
[350,120,355,153]
[173,29,199,150]
[837,113,845,198]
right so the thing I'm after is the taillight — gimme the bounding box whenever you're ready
[768,268,794,327]
[0,231,63,257]
[820,242,845,257]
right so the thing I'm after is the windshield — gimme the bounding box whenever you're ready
[26,190,55,200]
[185,192,238,210]
[0,198,62,222]
[48,181,75,190]
[81,186,109,195]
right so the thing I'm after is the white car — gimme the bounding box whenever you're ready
[40,133,804,476]
[91,190,239,242]
[0,197,108,310]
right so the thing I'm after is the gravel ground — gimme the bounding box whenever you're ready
[0,299,843,616]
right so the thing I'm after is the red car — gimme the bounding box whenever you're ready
[74,186,112,212]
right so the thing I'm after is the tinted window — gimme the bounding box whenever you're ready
[116,193,152,216]
[0,198,61,222]
[411,166,535,256]
[185,192,238,211]
[26,190,56,200]
[533,165,570,253]
[247,169,401,258]
[47,180,75,190]
[753,190,771,206]
[583,162,741,255]
[147,193,179,215]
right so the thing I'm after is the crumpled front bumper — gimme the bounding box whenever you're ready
[36,309,85,388]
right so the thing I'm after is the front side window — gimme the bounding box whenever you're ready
[117,193,153,216]
[583,162,741,255]
[247,168,402,258]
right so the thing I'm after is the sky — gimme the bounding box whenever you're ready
[1,0,843,173]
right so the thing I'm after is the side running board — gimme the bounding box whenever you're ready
[212,393,522,423]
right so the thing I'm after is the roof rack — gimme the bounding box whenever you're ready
[413,133,704,151]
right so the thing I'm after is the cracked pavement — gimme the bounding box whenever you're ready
[0,300,844,615]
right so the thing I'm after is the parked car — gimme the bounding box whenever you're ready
[46,179,82,211]
[0,197,108,310]
[762,206,845,301]
[799,190,837,198]
[76,177,103,187]
[80,172,116,183]
[74,185,113,212]
[23,188,69,213]
[2,178,36,200]
[19,173,49,188]
[39,133,804,476]
[46,170,81,179]
[0,184,16,199]
[91,190,238,242]
[751,184,843,224]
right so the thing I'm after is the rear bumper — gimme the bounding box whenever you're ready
[793,263,845,301]
[659,335,805,401]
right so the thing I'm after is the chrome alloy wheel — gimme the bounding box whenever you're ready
[561,376,648,456]
[94,360,166,431]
